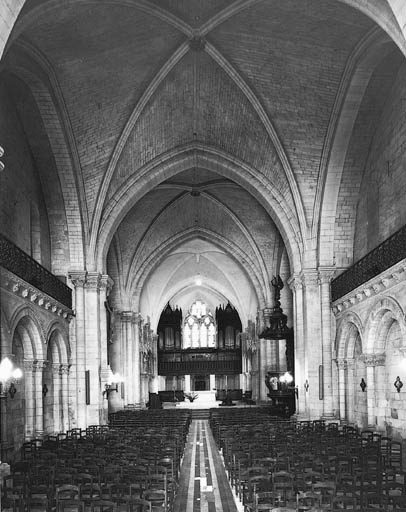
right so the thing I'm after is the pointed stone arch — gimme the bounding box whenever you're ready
[336,311,364,360]
[363,296,406,354]
[10,305,46,361]
[97,145,303,273]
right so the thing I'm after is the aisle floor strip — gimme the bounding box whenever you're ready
[176,420,241,512]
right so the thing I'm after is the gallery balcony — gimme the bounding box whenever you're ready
[158,348,242,376]
[0,233,72,309]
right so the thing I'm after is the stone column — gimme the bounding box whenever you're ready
[120,312,133,405]
[346,358,355,424]
[60,364,70,432]
[34,360,47,438]
[133,317,142,407]
[52,363,62,433]
[151,334,159,394]
[301,270,323,418]
[259,338,268,401]
[23,360,35,440]
[336,358,347,422]
[364,353,386,428]
[68,271,87,429]
[99,275,114,423]
[375,361,386,429]
[288,274,305,416]
[319,268,335,418]
[84,272,102,426]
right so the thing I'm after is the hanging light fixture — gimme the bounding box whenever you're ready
[0,357,23,399]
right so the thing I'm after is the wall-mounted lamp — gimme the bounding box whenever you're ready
[0,357,22,400]
[0,145,4,172]
[304,380,309,392]
[394,376,403,393]
[360,378,367,392]
[103,372,121,399]
[42,383,49,397]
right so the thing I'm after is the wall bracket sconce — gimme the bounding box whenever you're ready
[1,381,17,399]
[304,380,309,392]
[102,371,121,399]
[0,357,22,400]
[360,378,367,392]
[103,383,118,399]
[394,376,403,393]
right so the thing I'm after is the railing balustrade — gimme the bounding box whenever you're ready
[0,233,72,309]
[331,224,406,301]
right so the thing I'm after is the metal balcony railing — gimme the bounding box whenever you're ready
[0,233,72,309]
[158,359,242,376]
[331,224,406,302]
[158,348,242,375]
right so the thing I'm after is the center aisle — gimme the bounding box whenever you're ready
[174,420,243,512]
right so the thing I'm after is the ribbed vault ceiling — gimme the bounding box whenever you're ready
[4,0,403,326]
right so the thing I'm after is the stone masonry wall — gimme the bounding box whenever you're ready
[354,61,406,260]
[0,80,51,268]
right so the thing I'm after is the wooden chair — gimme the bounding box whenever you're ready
[55,484,80,502]
[143,489,167,512]
[123,498,152,511]
[272,471,295,507]
[331,495,359,510]
[57,500,85,512]
[90,500,118,512]
[312,480,336,509]
[26,494,52,512]
[296,491,322,512]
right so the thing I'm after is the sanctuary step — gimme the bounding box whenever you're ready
[176,390,218,409]
[191,409,211,420]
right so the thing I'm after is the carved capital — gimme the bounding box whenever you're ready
[59,364,71,375]
[24,359,36,371]
[52,363,61,375]
[346,358,355,368]
[318,267,336,285]
[362,353,386,367]
[100,275,114,294]
[336,358,347,370]
[69,271,87,288]
[35,359,48,372]
[85,272,102,290]
[301,270,319,288]
[288,274,303,291]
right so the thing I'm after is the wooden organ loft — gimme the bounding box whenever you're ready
[157,301,242,390]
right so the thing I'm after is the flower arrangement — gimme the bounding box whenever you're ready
[184,392,198,402]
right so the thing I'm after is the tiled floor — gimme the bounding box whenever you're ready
[174,420,243,512]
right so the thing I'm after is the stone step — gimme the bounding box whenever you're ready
[191,409,211,420]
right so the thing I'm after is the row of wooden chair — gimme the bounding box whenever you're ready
[209,410,405,511]
[3,410,192,512]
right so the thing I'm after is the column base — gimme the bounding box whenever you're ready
[321,412,338,421]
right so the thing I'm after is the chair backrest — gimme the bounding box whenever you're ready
[90,500,117,512]
[296,491,321,510]
[56,484,80,501]
[332,495,357,510]
[58,499,85,512]
[125,498,152,512]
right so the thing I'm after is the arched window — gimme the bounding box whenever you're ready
[183,301,216,348]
